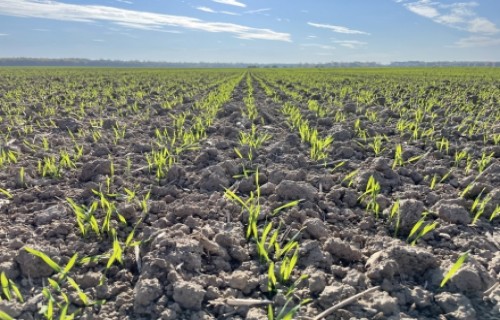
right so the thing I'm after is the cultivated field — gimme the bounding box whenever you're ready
[0,68,499,320]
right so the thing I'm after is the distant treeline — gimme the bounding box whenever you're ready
[0,58,498,68]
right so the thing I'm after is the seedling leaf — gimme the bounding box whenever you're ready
[440,251,469,288]
[24,247,61,273]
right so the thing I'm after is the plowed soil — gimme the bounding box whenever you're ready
[0,68,498,320]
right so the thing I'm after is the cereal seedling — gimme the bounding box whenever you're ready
[1,272,23,303]
[471,192,491,225]
[389,199,401,237]
[342,169,359,187]
[0,188,12,199]
[477,152,494,173]
[359,176,381,217]
[407,213,438,245]
[0,310,14,320]
[440,251,469,288]
[369,135,385,156]
[66,197,100,237]
[489,205,499,221]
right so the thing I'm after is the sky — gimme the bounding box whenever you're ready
[0,0,499,64]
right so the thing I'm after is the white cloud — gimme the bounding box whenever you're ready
[212,0,246,8]
[308,22,370,35]
[0,33,8,36]
[333,40,367,49]
[468,17,498,34]
[196,6,240,16]
[115,0,133,4]
[401,1,498,34]
[301,43,336,50]
[220,11,240,16]
[196,6,216,13]
[33,28,49,31]
[244,8,271,15]
[406,0,439,18]
[454,35,500,47]
[0,0,290,41]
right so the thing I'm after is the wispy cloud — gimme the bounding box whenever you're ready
[212,0,246,8]
[196,6,240,16]
[454,35,500,47]
[197,6,216,13]
[244,8,271,15]
[33,28,49,32]
[0,0,290,41]
[301,43,336,50]
[221,11,239,16]
[308,22,370,35]
[405,0,439,18]
[399,1,498,34]
[0,33,8,36]
[333,40,367,49]
[115,0,133,4]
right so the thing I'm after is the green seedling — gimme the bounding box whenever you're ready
[0,188,12,199]
[73,144,84,161]
[225,171,261,239]
[490,205,499,221]
[1,272,23,303]
[233,148,255,178]
[139,190,151,214]
[271,297,312,320]
[126,156,132,176]
[429,174,439,190]
[267,261,277,293]
[440,251,469,287]
[454,150,467,167]
[389,199,401,237]
[123,187,136,203]
[393,144,404,169]
[359,176,381,217]
[465,154,474,174]
[0,310,14,320]
[308,100,327,118]
[0,149,17,168]
[66,197,100,236]
[460,183,474,198]
[440,169,453,183]
[59,150,76,170]
[342,169,359,187]
[477,152,494,173]
[407,213,438,245]
[92,189,127,233]
[471,191,492,225]
[41,136,50,151]
[369,135,385,156]
[239,124,271,149]
[18,167,25,185]
[273,200,303,216]
[274,228,303,260]
[331,161,346,172]
[24,246,96,316]
[436,137,449,154]
[279,247,299,282]
[493,133,500,145]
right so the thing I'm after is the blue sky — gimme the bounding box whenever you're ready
[0,0,499,63]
